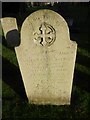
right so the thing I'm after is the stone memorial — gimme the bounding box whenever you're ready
[1,9,77,105]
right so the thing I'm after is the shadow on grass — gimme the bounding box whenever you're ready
[76,53,90,68]
[73,69,90,93]
[70,32,89,52]
[2,57,28,101]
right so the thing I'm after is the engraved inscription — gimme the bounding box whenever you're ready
[33,22,56,46]
[29,50,73,83]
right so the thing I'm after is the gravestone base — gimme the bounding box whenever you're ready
[28,96,71,105]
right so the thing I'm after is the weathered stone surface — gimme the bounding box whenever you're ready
[16,9,77,105]
[1,9,77,105]
[1,18,19,47]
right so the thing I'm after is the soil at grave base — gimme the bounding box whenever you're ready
[28,96,70,105]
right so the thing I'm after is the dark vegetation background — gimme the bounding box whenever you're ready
[1,2,90,120]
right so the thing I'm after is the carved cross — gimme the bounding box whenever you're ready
[34,22,56,46]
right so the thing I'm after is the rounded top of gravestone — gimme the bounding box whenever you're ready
[21,9,71,48]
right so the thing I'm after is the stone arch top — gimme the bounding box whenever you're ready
[21,9,71,48]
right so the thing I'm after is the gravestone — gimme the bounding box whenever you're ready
[1,9,77,105]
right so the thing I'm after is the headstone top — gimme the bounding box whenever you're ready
[21,9,70,49]
[1,17,18,38]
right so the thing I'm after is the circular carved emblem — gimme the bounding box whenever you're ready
[33,22,56,46]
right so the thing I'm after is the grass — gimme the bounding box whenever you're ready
[2,82,90,119]
[1,3,90,120]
